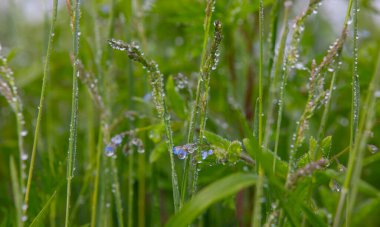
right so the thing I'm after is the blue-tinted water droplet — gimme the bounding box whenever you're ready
[177,149,187,160]
[105,145,115,157]
[111,135,122,145]
[173,147,180,155]
[201,151,208,160]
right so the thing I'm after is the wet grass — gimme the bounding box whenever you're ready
[1,0,380,226]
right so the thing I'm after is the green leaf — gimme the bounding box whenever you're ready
[166,173,257,227]
[243,138,288,178]
[166,76,186,119]
[320,136,332,158]
[227,141,243,163]
[204,130,231,150]
[309,136,317,158]
[29,191,57,227]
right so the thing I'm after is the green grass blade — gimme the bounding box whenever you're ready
[166,173,257,227]
[65,0,81,226]
[10,156,22,227]
[29,191,57,227]
[24,0,58,214]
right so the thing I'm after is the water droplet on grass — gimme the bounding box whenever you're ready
[111,135,122,145]
[21,215,28,222]
[105,145,115,157]
[368,144,378,154]
[177,149,187,160]
[21,153,28,160]
[21,130,28,137]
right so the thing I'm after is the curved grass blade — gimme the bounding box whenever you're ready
[166,173,257,227]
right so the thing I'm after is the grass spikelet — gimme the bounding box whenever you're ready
[108,38,181,212]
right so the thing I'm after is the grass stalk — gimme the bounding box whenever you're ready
[138,151,146,227]
[253,0,264,226]
[108,39,181,212]
[24,0,58,217]
[190,20,222,200]
[271,5,290,172]
[65,0,81,226]
[263,0,287,148]
[111,159,124,227]
[0,54,27,225]
[10,156,22,227]
[333,0,366,225]
[181,0,215,205]
[128,144,134,227]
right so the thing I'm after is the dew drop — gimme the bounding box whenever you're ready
[104,145,115,157]
[21,130,28,137]
[177,149,187,160]
[173,147,180,155]
[21,153,28,161]
[111,135,122,145]
[201,151,208,160]
[21,215,28,222]
[22,203,28,211]
[368,144,378,154]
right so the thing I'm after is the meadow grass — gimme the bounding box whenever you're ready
[1,0,380,226]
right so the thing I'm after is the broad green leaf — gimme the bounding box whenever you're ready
[166,173,257,227]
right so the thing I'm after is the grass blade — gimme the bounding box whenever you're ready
[166,173,257,227]
[29,191,57,227]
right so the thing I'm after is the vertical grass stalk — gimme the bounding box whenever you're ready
[108,39,180,212]
[65,0,81,226]
[253,0,264,226]
[190,20,222,199]
[181,0,216,205]
[333,0,360,225]
[24,0,58,217]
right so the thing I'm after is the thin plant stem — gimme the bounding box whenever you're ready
[253,0,264,226]
[190,20,222,200]
[332,0,359,225]
[138,151,145,227]
[111,159,124,227]
[263,0,284,148]
[108,39,181,212]
[181,0,215,206]
[65,0,81,226]
[271,4,290,172]
[24,0,58,216]
[128,144,134,227]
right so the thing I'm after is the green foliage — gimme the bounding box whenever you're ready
[0,0,380,226]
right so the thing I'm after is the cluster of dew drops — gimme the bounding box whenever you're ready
[172,143,213,160]
[104,134,145,157]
